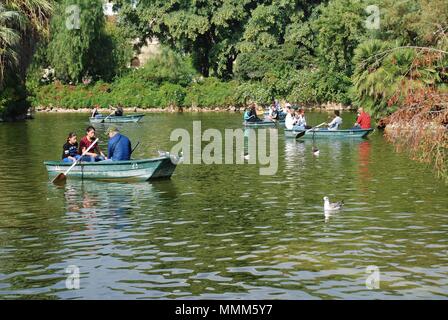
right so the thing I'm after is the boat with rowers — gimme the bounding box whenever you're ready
[285,128,374,139]
[44,154,178,182]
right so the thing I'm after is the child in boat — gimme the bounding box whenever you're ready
[327,110,343,130]
[62,132,81,163]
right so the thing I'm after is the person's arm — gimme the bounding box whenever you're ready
[97,144,106,158]
[82,141,99,157]
[328,118,336,129]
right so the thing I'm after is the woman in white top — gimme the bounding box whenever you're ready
[285,108,296,130]
[327,110,343,130]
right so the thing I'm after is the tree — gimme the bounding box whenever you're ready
[115,0,323,79]
[47,0,109,83]
[0,0,52,119]
[0,4,24,88]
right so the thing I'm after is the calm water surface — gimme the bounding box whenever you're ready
[0,112,447,299]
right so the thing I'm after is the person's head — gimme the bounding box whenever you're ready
[86,126,96,139]
[106,126,119,138]
[334,110,340,117]
[67,132,77,144]
[358,107,364,114]
[299,108,304,115]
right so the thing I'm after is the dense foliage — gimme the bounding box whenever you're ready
[0,0,52,118]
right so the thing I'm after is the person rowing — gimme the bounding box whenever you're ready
[79,126,106,162]
[326,110,343,130]
[91,106,102,118]
[114,104,124,117]
[244,104,262,123]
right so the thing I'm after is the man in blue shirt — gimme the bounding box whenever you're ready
[106,127,132,161]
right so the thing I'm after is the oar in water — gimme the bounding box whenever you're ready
[131,141,140,155]
[52,138,99,185]
[295,122,327,139]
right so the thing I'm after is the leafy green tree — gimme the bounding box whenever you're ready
[47,0,109,83]
[115,0,323,79]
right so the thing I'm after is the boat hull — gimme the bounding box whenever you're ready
[44,156,176,182]
[89,114,145,123]
[285,128,374,139]
[243,120,277,128]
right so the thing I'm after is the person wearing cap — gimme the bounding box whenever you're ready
[106,127,132,161]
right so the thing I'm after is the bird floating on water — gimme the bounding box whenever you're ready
[312,146,319,156]
[323,196,344,211]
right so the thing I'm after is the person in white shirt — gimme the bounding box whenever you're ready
[285,108,296,130]
[327,110,343,130]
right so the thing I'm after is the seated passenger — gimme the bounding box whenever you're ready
[327,110,343,130]
[267,104,279,120]
[353,107,371,129]
[106,127,132,161]
[62,132,81,163]
[285,108,297,130]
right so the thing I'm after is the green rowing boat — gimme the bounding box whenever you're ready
[89,114,145,123]
[44,155,177,182]
[285,128,374,139]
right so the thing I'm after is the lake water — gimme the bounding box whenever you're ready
[0,112,447,299]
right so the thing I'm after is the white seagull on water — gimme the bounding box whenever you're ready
[323,196,344,211]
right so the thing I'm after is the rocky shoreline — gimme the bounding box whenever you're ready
[34,102,355,114]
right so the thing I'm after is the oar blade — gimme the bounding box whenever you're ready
[295,131,306,139]
[52,173,67,185]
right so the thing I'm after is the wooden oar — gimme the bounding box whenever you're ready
[131,141,140,155]
[52,138,99,185]
[101,110,116,123]
[295,122,327,139]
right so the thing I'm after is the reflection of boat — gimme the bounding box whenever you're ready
[243,120,277,128]
[89,114,145,123]
[44,156,177,181]
[285,128,373,139]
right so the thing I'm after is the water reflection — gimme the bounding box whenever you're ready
[1,113,448,299]
[358,141,372,192]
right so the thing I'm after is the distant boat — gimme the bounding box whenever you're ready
[89,114,145,123]
[44,156,177,182]
[285,128,374,139]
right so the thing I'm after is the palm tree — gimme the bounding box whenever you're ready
[4,0,53,36]
[0,4,25,88]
